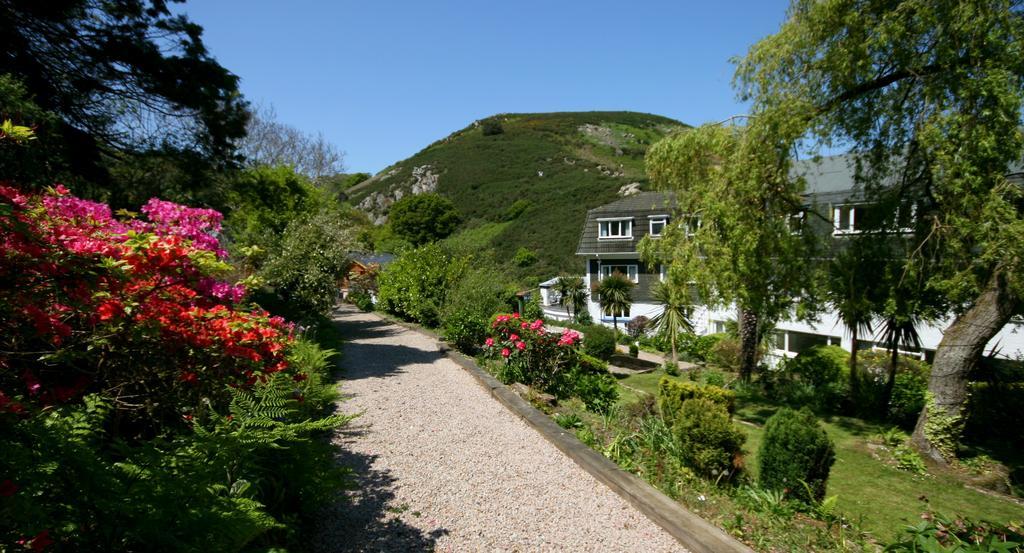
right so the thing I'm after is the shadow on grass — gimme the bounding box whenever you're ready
[823,414,888,438]
[736,405,777,426]
[316,425,450,552]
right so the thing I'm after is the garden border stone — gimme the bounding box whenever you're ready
[379,313,753,553]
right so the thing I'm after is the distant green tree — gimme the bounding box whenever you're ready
[388,193,461,246]
[222,166,329,260]
[643,121,818,382]
[594,273,634,333]
[259,206,362,320]
[512,247,537,267]
[650,278,694,366]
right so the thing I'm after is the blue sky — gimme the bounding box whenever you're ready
[181,1,791,174]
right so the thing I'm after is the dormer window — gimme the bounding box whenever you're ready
[598,218,633,239]
[649,216,668,237]
[833,204,869,234]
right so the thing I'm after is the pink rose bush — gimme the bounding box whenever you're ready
[483,313,581,389]
[483,314,617,413]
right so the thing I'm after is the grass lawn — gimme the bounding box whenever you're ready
[615,369,1024,541]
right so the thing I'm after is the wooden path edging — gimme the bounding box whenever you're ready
[373,312,754,553]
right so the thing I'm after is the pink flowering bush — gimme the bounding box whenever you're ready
[483,313,579,388]
[482,313,616,412]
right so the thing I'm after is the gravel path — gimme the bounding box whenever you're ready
[315,305,688,553]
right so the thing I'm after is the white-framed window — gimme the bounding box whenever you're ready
[649,216,668,237]
[600,263,639,283]
[602,305,630,319]
[833,203,916,235]
[598,218,633,239]
[833,204,869,234]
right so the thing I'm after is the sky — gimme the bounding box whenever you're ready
[179,1,792,174]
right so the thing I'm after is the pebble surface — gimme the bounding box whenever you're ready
[315,305,688,552]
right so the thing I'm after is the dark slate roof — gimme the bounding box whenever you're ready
[577,154,1024,256]
[349,252,396,266]
[576,192,675,255]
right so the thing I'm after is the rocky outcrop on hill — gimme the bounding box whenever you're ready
[356,164,440,224]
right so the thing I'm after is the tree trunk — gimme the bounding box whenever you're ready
[882,342,900,419]
[738,307,759,381]
[911,268,1019,464]
[671,332,678,365]
[849,326,860,407]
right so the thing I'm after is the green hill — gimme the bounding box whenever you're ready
[348,111,688,280]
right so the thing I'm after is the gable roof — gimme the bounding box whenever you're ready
[348,252,396,267]
[576,192,674,256]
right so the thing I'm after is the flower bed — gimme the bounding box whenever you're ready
[0,185,348,551]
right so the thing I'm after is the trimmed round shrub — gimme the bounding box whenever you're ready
[785,345,849,389]
[583,324,616,360]
[673,398,746,481]
[758,408,836,503]
[658,377,737,419]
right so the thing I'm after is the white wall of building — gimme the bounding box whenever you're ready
[698,304,1024,361]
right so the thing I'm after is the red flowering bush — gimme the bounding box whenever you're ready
[0,185,301,425]
[0,185,349,551]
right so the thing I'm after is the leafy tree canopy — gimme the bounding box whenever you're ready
[726,0,1024,460]
[223,165,329,256]
[387,193,461,246]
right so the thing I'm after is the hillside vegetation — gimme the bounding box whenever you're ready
[349,112,687,279]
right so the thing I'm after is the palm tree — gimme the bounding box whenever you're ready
[556,275,588,322]
[826,243,881,403]
[875,290,926,416]
[594,273,634,333]
[650,280,694,366]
